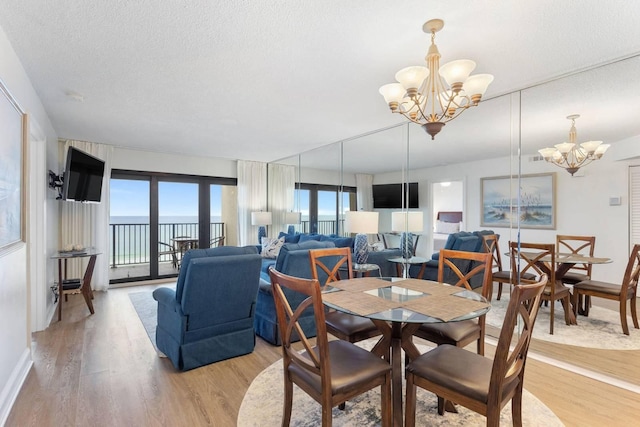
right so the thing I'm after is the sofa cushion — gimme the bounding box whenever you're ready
[274,240,336,273]
[299,233,322,243]
[278,231,301,243]
[319,234,354,249]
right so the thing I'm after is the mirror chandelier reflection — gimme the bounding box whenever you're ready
[537,114,610,176]
[379,18,494,140]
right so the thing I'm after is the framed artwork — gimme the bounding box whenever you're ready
[481,173,556,229]
[0,80,26,255]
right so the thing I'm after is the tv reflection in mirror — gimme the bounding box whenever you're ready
[62,147,105,203]
[373,183,419,209]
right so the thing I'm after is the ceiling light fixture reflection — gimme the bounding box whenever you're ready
[537,115,609,176]
[379,19,494,140]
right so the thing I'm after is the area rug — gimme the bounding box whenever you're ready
[485,292,640,350]
[238,341,562,427]
[128,290,165,357]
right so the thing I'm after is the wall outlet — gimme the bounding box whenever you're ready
[609,196,622,206]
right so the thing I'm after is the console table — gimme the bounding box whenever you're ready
[51,249,100,321]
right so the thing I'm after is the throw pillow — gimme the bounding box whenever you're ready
[261,236,285,259]
[435,220,461,234]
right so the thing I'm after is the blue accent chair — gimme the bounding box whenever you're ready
[152,246,262,371]
[414,230,494,287]
[255,240,336,345]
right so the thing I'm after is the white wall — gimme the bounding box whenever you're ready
[0,24,58,425]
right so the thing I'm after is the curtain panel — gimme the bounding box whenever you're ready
[237,160,267,246]
[268,163,296,236]
[60,139,113,291]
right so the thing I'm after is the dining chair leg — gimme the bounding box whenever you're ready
[620,299,630,335]
[404,373,417,427]
[549,298,555,334]
[497,283,503,300]
[584,295,591,316]
[283,379,293,427]
[381,374,392,427]
[511,383,524,427]
[571,290,579,320]
[561,296,572,325]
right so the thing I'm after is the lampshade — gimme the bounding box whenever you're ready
[251,211,272,226]
[284,211,301,224]
[344,211,379,234]
[391,211,424,232]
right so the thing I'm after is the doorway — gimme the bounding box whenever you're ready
[431,180,464,254]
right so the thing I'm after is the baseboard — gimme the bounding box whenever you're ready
[46,301,57,328]
[0,348,33,426]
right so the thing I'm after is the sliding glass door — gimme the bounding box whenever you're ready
[109,170,236,284]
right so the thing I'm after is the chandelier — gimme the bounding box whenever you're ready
[537,115,609,176]
[379,19,494,140]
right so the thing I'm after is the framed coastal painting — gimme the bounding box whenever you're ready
[0,80,26,256]
[480,173,556,229]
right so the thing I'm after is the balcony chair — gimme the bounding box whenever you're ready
[572,244,640,335]
[405,276,547,427]
[268,267,392,427]
[210,235,225,247]
[152,245,262,370]
[158,241,179,269]
[412,249,493,356]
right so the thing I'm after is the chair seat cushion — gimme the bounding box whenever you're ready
[325,311,380,337]
[290,340,390,396]
[406,344,519,403]
[491,271,512,281]
[573,279,621,296]
[415,320,480,343]
[561,272,589,284]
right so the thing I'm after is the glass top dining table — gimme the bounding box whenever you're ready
[321,276,490,426]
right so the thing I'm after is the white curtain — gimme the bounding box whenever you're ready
[268,163,296,235]
[237,160,267,246]
[60,140,113,292]
[356,174,374,211]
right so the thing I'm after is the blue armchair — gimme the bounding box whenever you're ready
[152,246,262,371]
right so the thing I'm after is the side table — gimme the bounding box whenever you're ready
[51,249,101,321]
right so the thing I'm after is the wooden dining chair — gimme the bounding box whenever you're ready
[481,234,511,301]
[556,235,596,284]
[268,267,392,427]
[572,244,640,335]
[308,247,382,343]
[511,242,571,334]
[405,276,547,427]
[556,235,596,313]
[412,249,493,355]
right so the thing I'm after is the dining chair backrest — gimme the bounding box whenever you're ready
[556,235,595,277]
[438,249,493,298]
[269,267,328,379]
[621,244,640,300]
[508,241,555,285]
[481,234,503,273]
[490,275,547,403]
[308,247,354,287]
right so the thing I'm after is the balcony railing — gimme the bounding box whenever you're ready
[109,222,225,267]
[109,219,344,268]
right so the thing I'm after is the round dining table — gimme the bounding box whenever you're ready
[322,276,490,427]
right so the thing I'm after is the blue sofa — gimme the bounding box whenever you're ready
[152,246,262,371]
[255,237,402,345]
[411,230,494,288]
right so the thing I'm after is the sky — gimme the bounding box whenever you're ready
[110,179,222,217]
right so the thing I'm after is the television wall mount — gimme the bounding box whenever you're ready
[48,170,64,199]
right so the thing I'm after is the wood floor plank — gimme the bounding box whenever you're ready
[5,284,639,426]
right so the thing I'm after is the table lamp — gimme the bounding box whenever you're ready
[345,211,379,265]
[284,211,301,234]
[251,211,272,243]
[392,211,424,259]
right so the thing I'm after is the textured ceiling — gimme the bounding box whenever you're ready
[1,1,639,169]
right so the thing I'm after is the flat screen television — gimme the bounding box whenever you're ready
[62,147,105,203]
[373,182,419,209]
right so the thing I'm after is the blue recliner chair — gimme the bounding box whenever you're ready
[153,246,262,371]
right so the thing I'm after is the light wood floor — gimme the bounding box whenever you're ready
[6,284,640,426]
